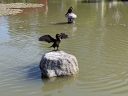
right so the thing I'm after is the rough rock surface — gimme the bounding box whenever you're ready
[40,51,79,78]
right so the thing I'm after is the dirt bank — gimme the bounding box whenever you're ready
[0,3,44,16]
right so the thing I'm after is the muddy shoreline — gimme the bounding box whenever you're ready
[0,3,44,16]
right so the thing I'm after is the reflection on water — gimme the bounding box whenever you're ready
[42,76,76,92]
[0,17,10,43]
[1,0,128,96]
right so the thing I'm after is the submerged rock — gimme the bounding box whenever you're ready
[40,51,79,78]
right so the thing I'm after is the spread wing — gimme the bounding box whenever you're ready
[39,35,55,43]
[60,33,68,39]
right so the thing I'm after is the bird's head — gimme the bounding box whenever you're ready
[56,33,68,39]
[56,34,61,39]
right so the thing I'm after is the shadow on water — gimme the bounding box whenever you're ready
[121,0,128,1]
[50,22,71,25]
[81,0,101,3]
[81,0,128,3]
[25,64,41,80]
[11,63,42,81]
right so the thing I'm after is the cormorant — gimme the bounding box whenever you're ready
[39,33,68,50]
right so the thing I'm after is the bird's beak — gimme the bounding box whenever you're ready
[59,35,62,39]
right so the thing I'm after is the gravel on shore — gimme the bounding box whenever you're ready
[0,3,44,16]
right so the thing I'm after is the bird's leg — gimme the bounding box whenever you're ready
[53,47,58,51]
[54,47,59,51]
[56,47,59,51]
[53,47,56,51]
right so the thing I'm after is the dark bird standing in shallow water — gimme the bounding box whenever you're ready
[39,33,68,50]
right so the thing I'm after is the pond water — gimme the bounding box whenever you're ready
[1,0,128,96]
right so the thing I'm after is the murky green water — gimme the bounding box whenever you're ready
[1,0,128,96]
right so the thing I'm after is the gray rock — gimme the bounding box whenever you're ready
[40,51,79,78]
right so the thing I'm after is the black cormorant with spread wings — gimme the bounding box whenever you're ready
[39,33,68,50]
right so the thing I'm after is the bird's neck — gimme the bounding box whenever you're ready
[56,37,61,41]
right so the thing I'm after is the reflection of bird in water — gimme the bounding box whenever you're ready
[39,33,68,50]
